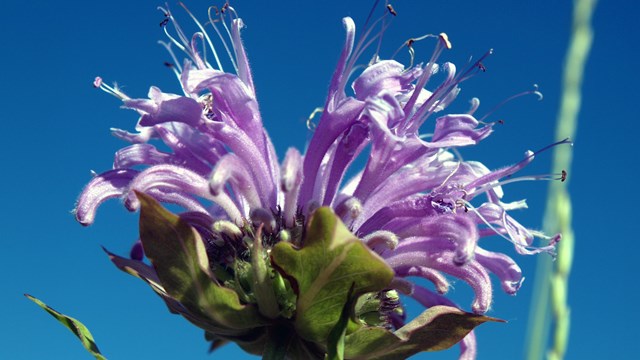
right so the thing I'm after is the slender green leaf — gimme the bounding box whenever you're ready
[104,247,252,336]
[103,247,182,313]
[25,294,107,360]
[270,207,394,343]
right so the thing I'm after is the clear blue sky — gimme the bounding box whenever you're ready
[2,0,635,359]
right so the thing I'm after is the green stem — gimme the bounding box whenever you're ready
[525,1,597,359]
[262,326,293,360]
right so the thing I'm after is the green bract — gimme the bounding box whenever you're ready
[91,193,495,359]
[270,207,396,343]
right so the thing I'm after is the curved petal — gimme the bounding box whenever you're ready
[322,122,369,206]
[428,114,493,148]
[209,153,263,212]
[231,18,254,93]
[123,87,203,128]
[280,148,303,227]
[113,144,171,169]
[352,60,421,100]
[327,17,356,105]
[123,164,242,223]
[398,214,479,265]
[298,97,365,208]
[395,266,450,294]
[75,169,139,226]
[475,247,523,294]
[388,251,492,313]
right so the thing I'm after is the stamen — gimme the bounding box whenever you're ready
[462,200,556,256]
[390,277,414,295]
[207,6,238,73]
[391,33,448,63]
[386,4,397,16]
[464,138,573,192]
[158,6,189,55]
[399,34,452,130]
[432,161,462,192]
[363,230,399,251]
[349,16,393,74]
[306,107,323,131]
[158,41,183,73]
[360,0,382,40]
[439,33,452,50]
[471,172,567,198]
[92,77,129,100]
[159,10,170,27]
[250,208,276,234]
[278,229,291,243]
[212,220,242,240]
[339,3,395,92]
[189,32,208,69]
[457,48,493,83]
[179,2,224,71]
[530,230,561,243]
[335,197,363,222]
[216,6,239,74]
[467,97,480,115]
[477,84,543,123]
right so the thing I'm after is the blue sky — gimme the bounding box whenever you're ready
[2,0,636,359]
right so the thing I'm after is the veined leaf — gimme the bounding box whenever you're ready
[270,207,394,343]
[26,294,107,360]
[136,192,266,331]
[344,305,502,359]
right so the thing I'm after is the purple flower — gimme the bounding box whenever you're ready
[76,4,566,358]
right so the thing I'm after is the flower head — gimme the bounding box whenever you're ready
[76,3,567,359]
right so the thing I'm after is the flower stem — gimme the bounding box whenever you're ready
[525,0,597,359]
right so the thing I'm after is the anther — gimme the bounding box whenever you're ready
[306,107,323,131]
[386,4,397,16]
[250,208,276,234]
[278,230,291,243]
[215,2,229,15]
[93,76,102,89]
[560,169,567,182]
[92,77,129,100]
[212,220,242,240]
[160,12,170,27]
[477,85,546,123]
[363,231,399,251]
[439,33,452,49]
[335,197,362,221]
[163,62,174,68]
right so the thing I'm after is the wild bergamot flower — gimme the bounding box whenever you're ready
[75,3,567,359]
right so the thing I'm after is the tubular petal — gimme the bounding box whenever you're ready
[75,169,139,226]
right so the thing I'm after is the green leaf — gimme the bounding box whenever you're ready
[136,192,266,331]
[270,207,395,343]
[103,247,182,314]
[262,326,293,360]
[25,294,107,360]
[250,227,280,319]
[325,283,356,360]
[343,305,503,360]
